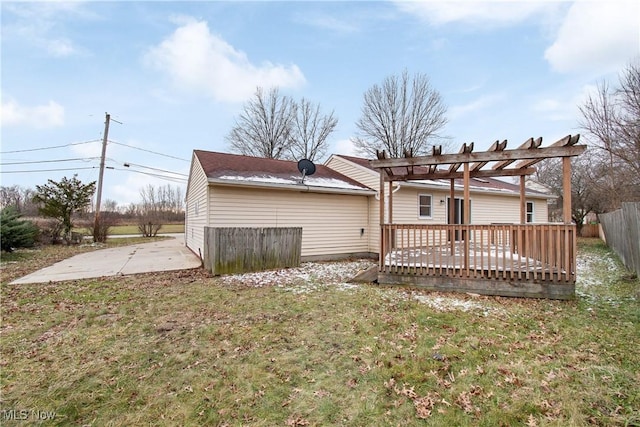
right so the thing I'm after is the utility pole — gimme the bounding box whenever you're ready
[93,112,110,242]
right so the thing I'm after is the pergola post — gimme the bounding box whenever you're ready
[463,163,470,271]
[379,169,385,269]
[463,163,470,224]
[520,175,526,224]
[388,181,393,224]
[562,157,572,224]
[449,179,455,253]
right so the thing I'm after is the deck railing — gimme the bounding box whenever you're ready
[380,223,576,283]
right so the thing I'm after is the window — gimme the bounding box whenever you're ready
[194,200,200,216]
[418,194,432,218]
[526,201,534,223]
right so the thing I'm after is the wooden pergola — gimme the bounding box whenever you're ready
[370,134,586,299]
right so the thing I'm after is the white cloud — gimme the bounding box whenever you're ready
[0,100,65,128]
[296,13,360,33]
[70,140,103,158]
[144,18,306,103]
[2,2,89,57]
[333,138,359,157]
[394,1,557,28]
[531,96,576,121]
[544,1,640,74]
[449,94,505,120]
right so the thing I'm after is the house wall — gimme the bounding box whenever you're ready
[207,186,373,258]
[185,157,209,259]
[325,156,379,189]
[390,187,549,224]
[326,156,383,253]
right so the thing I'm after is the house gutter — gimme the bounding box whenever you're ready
[208,178,376,196]
[399,180,554,200]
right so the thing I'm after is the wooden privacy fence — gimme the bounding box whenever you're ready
[204,227,302,275]
[580,224,600,238]
[380,223,576,283]
[599,202,640,276]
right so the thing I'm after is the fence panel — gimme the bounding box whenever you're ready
[599,202,640,276]
[204,227,302,275]
[580,224,600,238]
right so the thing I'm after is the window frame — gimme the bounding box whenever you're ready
[418,193,433,219]
[526,201,534,223]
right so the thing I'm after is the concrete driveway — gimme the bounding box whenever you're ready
[10,234,202,285]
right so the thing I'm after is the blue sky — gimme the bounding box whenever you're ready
[1,1,638,206]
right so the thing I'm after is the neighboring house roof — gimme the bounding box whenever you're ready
[193,150,375,195]
[330,154,552,199]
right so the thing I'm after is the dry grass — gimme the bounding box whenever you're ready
[1,238,638,426]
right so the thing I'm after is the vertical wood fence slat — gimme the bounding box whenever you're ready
[599,202,640,276]
[203,227,302,275]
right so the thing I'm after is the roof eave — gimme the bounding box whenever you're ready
[399,180,554,199]
[208,178,376,196]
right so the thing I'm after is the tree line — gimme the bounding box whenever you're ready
[534,61,640,228]
[0,181,185,250]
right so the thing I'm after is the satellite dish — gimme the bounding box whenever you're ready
[297,159,316,183]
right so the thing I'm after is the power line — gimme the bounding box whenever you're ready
[108,140,190,162]
[0,139,101,154]
[111,167,187,183]
[113,160,188,177]
[0,167,98,174]
[1,157,100,166]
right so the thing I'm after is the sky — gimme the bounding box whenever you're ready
[1,1,638,207]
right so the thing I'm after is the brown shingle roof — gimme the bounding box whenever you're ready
[193,150,372,191]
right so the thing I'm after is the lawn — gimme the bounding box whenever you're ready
[1,238,638,426]
[74,223,185,236]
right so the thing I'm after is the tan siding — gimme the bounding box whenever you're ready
[209,186,371,257]
[325,156,379,190]
[388,187,551,225]
[185,157,209,258]
[533,199,549,223]
[391,188,449,224]
[470,193,519,223]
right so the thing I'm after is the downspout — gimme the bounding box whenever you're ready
[375,183,401,200]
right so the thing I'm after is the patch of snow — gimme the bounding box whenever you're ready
[217,175,366,190]
[217,259,503,314]
[217,260,376,292]
[412,293,501,316]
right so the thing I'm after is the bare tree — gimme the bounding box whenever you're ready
[534,151,608,233]
[0,185,39,216]
[227,87,296,159]
[353,70,448,158]
[102,199,118,212]
[578,60,640,209]
[289,98,338,162]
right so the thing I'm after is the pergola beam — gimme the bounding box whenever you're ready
[513,134,580,170]
[371,144,586,173]
[448,142,474,173]
[471,139,506,171]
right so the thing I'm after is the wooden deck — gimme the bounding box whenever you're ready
[378,224,576,299]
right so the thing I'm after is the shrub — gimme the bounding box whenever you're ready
[1,207,38,252]
[90,212,119,243]
[31,218,64,245]
[137,213,163,237]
